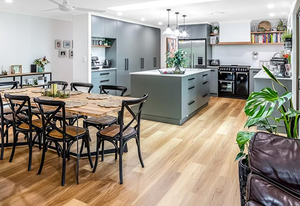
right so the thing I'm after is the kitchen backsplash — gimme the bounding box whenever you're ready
[212,45,283,68]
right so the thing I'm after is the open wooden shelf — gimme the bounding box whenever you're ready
[252,43,284,45]
[92,45,111,48]
[210,33,219,36]
[211,42,284,46]
[251,31,285,34]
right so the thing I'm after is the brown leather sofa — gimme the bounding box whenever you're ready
[245,132,300,206]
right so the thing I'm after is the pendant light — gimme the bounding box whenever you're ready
[181,15,190,37]
[174,12,181,37]
[163,9,173,35]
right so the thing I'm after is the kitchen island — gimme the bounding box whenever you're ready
[131,69,210,125]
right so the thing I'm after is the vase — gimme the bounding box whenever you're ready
[238,159,250,206]
[174,65,182,74]
[38,66,44,73]
[285,64,291,77]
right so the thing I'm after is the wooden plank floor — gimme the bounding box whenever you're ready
[0,97,253,206]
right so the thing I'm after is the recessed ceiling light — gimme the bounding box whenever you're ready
[117,12,123,16]
[141,18,145,21]
[210,11,226,15]
[158,22,163,25]
[5,0,13,3]
[267,4,275,9]
[269,13,275,17]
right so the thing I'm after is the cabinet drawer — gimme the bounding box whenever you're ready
[92,71,115,80]
[182,99,198,118]
[183,75,196,87]
[183,84,197,103]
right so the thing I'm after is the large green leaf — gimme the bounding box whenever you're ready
[236,131,255,147]
[262,66,289,92]
[244,87,292,128]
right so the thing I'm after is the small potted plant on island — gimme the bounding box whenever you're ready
[34,56,50,73]
[165,49,189,74]
[235,65,299,206]
[282,30,292,50]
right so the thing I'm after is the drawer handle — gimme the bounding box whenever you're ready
[100,73,109,76]
[203,74,208,77]
[203,94,208,98]
[188,86,195,90]
[188,78,195,81]
[203,81,208,85]
[100,80,109,83]
[188,101,195,105]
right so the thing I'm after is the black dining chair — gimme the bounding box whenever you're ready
[70,82,94,93]
[34,97,93,186]
[5,94,43,171]
[93,94,148,184]
[83,85,127,130]
[54,82,94,126]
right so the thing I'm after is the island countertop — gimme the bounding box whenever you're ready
[130,68,211,77]
[254,69,292,81]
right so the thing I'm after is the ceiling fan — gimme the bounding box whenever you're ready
[44,0,106,13]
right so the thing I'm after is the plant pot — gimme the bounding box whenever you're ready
[277,25,286,31]
[38,66,44,73]
[174,65,182,74]
[213,29,219,34]
[239,158,251,206]
[284,38,292,50]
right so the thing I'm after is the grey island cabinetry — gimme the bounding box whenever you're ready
[131,69,210,125]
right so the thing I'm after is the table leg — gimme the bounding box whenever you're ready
[20,76,23,88]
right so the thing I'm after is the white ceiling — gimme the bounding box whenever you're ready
[0,0,293,27]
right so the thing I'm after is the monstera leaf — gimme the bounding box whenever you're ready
[244,87,292,128]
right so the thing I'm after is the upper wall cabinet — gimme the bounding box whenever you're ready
[91,16,105,37]
[92,16,117,38]
[179,24,211,39]
[219,22,251,43]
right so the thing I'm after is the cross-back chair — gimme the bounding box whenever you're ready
[93,94,148,184]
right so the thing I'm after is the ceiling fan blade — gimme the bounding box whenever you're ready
[41,8,59,12]
[49,0,63,6]
[73,7,106,13]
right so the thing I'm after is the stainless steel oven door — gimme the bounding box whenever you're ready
[219,80,235,94]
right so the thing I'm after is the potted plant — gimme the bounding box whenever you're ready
[235,65,299,205]
[282,30,292,50]
[212,26,219,34]
[34,56,50,73]
[165,49,189,74]
[277,19,287,31]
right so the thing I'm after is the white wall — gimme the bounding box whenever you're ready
[0,11,73,84]
[73,14,91,83]
[212,45,284,67]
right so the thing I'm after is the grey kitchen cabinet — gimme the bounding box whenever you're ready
[91,16,105,37]
[250,68,260,94]
[105,19,117,38]
[209,67,218,95]
[91,70,116,93]
[179,24,211,39]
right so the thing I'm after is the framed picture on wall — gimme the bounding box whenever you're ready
[55,39,62,50]
[63,40,71,49]
[11,65,22,74]
[166,37,177,67]
[59,50,67,58]
[69,49,73,59]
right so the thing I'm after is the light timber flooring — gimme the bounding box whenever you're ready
[0,97,254,206]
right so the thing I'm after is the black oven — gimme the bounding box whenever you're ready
[218,65,250,98]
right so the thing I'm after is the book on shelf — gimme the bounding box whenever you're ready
[251,33,282,44]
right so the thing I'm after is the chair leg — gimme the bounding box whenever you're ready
[92,136,100,173]
[115,147,118,160]
[28,135,33,171]
[38,133,42,150]
[1,130,4,160]
[38,140,47,175]
[119,142,123,184]
[61,145,66,186]
[101,139,105,162]
[136,138,144,168]
[79,139,85,155]
[9,131,19,162]
[85,138,93,168]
